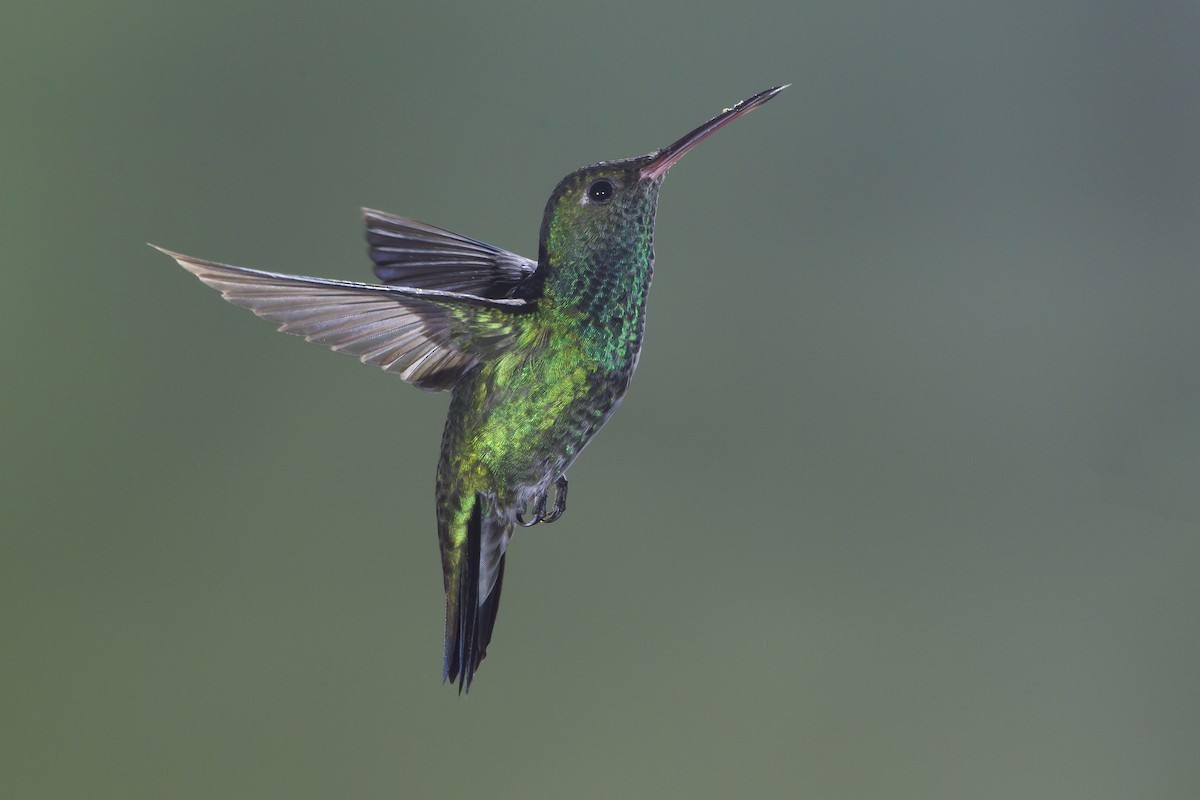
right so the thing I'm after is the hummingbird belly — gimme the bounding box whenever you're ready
[440,343,635,511]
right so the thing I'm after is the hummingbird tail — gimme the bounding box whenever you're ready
[442,494,508,693]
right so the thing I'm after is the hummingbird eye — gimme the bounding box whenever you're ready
[586,179,615,204]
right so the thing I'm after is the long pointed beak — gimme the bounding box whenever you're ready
[639,85,789,182]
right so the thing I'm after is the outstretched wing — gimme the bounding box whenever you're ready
[155,246,529,391]
[364,208,537,298]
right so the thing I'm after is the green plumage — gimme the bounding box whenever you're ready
[157,86,785,692]
[436,165,664,687]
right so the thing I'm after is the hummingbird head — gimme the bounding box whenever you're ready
[535,86,788,305]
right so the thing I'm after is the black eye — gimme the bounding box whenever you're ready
[587,179,615,203]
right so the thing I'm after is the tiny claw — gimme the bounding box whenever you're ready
[515,491,548,527]
[515,498,539,528]
[541,476,568,524]
[514,477,568,527]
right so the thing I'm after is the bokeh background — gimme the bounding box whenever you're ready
[4,2,1198,798]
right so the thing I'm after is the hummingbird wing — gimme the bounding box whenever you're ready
[364,209,537,298]
[155,246,529,391]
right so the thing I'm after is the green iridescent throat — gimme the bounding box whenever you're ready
[539,169,661,372]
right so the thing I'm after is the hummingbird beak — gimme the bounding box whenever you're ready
[639,85,789,182]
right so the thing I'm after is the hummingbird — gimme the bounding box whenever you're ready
[156,85,786,691]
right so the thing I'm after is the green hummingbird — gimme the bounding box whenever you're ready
[156,85,786,691]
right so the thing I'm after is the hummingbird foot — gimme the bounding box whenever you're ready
[513,475,569,526]
[541,475,568,523]
[515,492,546,528]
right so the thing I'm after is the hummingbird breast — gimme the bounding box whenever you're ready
[439,295,647,511]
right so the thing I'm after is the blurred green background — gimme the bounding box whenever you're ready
[3,2,1198,798]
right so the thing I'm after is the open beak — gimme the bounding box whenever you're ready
[639,85,789,182]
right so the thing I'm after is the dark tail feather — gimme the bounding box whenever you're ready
[443,494,507,693]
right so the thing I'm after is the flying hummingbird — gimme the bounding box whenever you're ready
[156,85,786,691]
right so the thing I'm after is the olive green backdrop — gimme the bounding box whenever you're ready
[4,2,1198,798]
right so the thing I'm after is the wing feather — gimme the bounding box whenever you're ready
[155,246,528,391]
[364,208,537,298]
